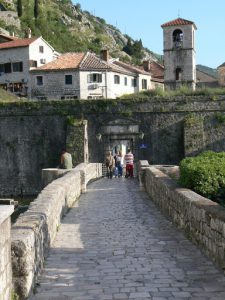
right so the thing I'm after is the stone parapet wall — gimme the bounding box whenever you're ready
[2,97,225,195]
[139,161,225,270]
[0,205,14,300]
[11,163,102,299]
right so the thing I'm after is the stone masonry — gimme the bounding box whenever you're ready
[140,161,225,269]
[0,205,14,300]
[11,163,102,299]
[29,178,225,300]
[1,97,225,195]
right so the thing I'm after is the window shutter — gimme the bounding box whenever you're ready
[20,62,23,72]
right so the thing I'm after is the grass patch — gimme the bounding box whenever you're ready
[0,88,26,102]
[119,86,225,100]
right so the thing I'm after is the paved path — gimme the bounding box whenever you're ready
[30,178,225,300]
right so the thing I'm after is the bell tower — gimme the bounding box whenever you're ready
[161,18,197,90]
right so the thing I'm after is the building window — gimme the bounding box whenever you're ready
[124,77,127,86]
[12,62,23,72]
[65,75,72,85]
[4,63,11,73]
[114,75,120,84]
[0,64,4,73]
[175,67,182,80]
[39,46,44,53]
[87,73,102,83]
[131,78,137,87]
[142,79,147,89]
[29,60,37,68]
[36,76,43,86]
[40,58,46,64]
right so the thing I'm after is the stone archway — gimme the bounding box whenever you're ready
[99,119,143,174]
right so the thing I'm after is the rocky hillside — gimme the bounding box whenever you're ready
[0,0,160,63]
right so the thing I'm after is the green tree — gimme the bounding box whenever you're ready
[34,0,39,19]
[132,39,143,59]
[17,0,22,17]
[123,37,133,56]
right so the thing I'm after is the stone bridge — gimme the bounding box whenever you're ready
[2,161,225,300]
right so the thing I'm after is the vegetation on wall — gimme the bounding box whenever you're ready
[119,86,225,100]
[179,151,225,206]
[0,88,22,102]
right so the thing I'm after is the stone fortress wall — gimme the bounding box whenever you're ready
[0,96,225,196]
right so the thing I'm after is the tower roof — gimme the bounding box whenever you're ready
[161,18,197,29]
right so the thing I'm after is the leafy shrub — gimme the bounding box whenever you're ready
[179,151,225,200]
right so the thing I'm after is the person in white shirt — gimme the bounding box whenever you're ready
[116,150,124,177]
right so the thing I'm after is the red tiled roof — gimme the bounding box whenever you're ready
[0,37,38,50]
[80,52,111,70]
[36,53,86,70]
[161,18,197,29]
[150,61,164,79]
[32,52,135,75]
[0,34,19,42]
[196,69,218,82]
[108,61,133,76]
[113,60,150,75]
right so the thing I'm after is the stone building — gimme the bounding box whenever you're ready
[161,18,197,90]
[29,50,153,100]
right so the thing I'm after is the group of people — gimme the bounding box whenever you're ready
[59,148,135,180]
[105,149,134,179]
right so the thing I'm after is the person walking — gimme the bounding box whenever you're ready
[60,149,73,169]
[105,151,114,179]
[124,148,134,178]
[116,150,124,177]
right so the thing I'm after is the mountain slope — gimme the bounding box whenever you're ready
[0,0,159,63]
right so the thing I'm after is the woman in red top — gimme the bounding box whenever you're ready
[124,149,134,178]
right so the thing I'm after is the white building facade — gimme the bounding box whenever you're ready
[29,51,152,100]
[0,37,57,96]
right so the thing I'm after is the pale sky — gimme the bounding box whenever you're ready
[73,0,225,69]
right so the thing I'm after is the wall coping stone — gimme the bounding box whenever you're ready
[0,205,14,225]
[141,162,225,269]
[11,163,102,299]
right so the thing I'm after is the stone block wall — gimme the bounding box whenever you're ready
[66,119,89,166]
[1,97,225,195]
[184,114,205,156]
[140,161,225,269]
[0,205,14,300]
[11,163,102,299]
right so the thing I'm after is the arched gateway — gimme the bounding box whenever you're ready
[97,118,145,173]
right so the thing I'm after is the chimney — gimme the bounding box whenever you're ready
[25,28,32,38]
[101,49,109,62]
[143,60,151,72]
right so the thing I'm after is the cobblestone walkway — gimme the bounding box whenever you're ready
[31,178,225,300]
